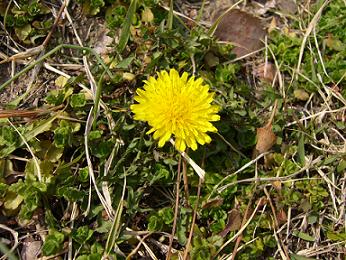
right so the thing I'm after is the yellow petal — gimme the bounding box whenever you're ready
[175,138,186,151]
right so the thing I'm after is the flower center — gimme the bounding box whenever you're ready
[164,95,191,130]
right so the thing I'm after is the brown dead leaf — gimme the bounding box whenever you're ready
[264,152,275,168]
[202,197,224,209]
[213,9,266,57]
[254,101,278,155]
[268,17,277,33]
[92,26,113,58]
[277,208,287,225]
[271,180,282,191]
[254,62,276,83]
[277,0,298,15]
[219,209,242,237]
[21,236,42,260]
[255,123,277,154]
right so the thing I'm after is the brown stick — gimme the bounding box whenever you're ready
[183,176,203,259]
[166,156,182,260]
[42,0,67,48]
[263,187,290,259]
[0,105,63,118]
[230,195,255,260]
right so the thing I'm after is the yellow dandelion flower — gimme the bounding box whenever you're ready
[130,69,220,151]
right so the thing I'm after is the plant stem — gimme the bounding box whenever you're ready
[167,155,181,260]
[183,176,202,260]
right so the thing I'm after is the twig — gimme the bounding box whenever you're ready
[42,0,67,48]
[167,156,182,260]
[296,0,330,75]
[215,197,265,257]
[230,193,255,260]
[263,187,290,259]
[127,233,153,259]
[183,176,203,259]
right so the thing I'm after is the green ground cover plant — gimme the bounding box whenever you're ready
[0,0,345,259]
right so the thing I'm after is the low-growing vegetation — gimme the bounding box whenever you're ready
[0,0,345,259]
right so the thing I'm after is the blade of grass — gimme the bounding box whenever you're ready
[8,119,42,182]
[0,224,19,260]
[84,109,114,218]
[93,69,107,130]
[104,176,127,256]
[298,133,305,166]
[118,0,137,53]
[167,0,174,30]
[0,242,18,260]
[196,0,206,22]
[0,113,59,158]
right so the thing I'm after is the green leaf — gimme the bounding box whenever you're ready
[297,133,305,165]
[148,215,163,231]
[95,220,112,233]
[106,5,127,28]
[150,164,170,184]
[15,24,31,41]
[79,167,89,183]
[337,160,346,173]
[0,115,58,158]
[290,254,316,260]
[54,126,71,148]
[76,254,103,260]
[72,226,94,244]
[90,140,113,158]
[158,207,174,225]
[0,183,8,197]
[118,0,137,53]
[3,191,24,211]
[88,130,103,140]
[292,230,315,242]
[57,187,85,202]
[42,230,65,256]
[70,93,86,108]
[0,126,18,147]
[116,56,135,69]
[177,219,187,245]
[44,144,63,163]
[45,90,65,105]
[326,231,346,241]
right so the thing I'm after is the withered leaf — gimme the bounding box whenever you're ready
[254,62,276,83]
[255,123,277,154]
[21,237,42,260]
[271,180,282,191]
[219,209,242,237]
[202,197,224,209]
[277,208,287,225]
[214,9,266,57]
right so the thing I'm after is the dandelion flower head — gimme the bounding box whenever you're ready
[131,69,220,151]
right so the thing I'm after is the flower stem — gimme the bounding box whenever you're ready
[167,155,181,260]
